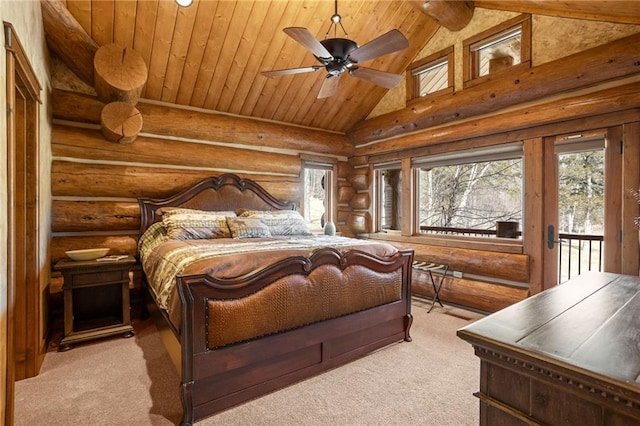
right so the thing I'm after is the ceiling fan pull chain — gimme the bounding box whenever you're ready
[333,0,339,38]
[338,21,348,39]
[324,21,334,40]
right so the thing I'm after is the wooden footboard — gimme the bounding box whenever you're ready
[177,247,414,425]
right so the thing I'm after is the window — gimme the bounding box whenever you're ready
[407,46,454,101]
[374,164,402,231]
[473,27,521,77]
[302,161,335,234]
[463,14,531,86]
[413,143,523,239]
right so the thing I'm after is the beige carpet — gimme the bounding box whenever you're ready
[15,299,482,425]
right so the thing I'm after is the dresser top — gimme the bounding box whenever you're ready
[458,272,640,389]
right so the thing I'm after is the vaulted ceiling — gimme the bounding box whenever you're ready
[54,0,640,134]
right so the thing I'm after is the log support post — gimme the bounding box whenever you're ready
[101,102,143,144]
[94,44,148,105]
[42,0,148,144]
[41,0,98,86]
[410,0,475,31]
[92,44,147,143]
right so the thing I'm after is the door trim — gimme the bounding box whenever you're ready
[542,136,559,289]
[4,21,42,425]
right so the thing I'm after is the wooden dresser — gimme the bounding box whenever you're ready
[458,272,640,425]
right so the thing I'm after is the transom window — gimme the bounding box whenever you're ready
[407,46,454,101]
[463,14,531,86]
[414,59,448,96]
[472,27,522,77]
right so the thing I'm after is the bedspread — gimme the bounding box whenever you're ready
[139,224,399,316]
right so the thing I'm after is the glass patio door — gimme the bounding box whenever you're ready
[543,129,619,286]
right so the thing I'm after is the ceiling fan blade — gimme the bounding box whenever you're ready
[317,75,340,99]
[348,29,409,64]
[349,67,404,89]
[262,66,323,77]
[283,27,333,61]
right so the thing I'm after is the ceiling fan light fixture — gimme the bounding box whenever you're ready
[318,38,358,62]
[261,0,409,98]
[175,0,193,7]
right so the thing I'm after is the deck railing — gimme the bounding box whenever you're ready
[419,226,604,283]
[557,232,604,283]
[419,226,514,237]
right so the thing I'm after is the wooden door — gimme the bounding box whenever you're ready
[11,82,41,380]
[4,22,43,425]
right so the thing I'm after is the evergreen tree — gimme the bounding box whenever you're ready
[558,150,604,234]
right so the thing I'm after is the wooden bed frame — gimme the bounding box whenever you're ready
[137,174,414,425]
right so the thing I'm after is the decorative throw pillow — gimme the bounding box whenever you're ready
[161,209,235,240]
[238,210,312,236]
[226,217,272,239]
[159,207,236,218]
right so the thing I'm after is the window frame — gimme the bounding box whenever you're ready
[406,46,454,103]
[463,14,531,88]
[411,142,525,245]
[373,162,403,233]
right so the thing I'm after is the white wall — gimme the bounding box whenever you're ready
[0,0,51,421]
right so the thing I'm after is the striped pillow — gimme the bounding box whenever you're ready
[226,217,272,239]
[238,210,311,236]
[161,208,235,240]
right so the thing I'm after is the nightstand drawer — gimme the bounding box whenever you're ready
[70,270,127,287]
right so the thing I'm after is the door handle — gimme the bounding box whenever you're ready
[547,225,565,249]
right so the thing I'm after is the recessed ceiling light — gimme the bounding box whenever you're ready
[175,0,193,7]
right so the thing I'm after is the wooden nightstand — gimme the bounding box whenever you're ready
[54,256,137,351]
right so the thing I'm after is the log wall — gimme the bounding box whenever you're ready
[350,31,640,145]
[50,90,352,293]
[345,31,640,312]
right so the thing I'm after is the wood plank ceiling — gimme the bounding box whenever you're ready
[58,0,640,134]
[60,0,436,133]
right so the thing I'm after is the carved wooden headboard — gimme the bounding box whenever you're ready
[137,174,296,235]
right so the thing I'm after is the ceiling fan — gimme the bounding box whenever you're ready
[261,0,409,99]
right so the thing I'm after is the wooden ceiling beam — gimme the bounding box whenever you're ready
[41,0,98,87]
[51,89,354,158]
[409,0,475,31]
[475,1,640,25]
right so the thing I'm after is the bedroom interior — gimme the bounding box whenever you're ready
[2,0,640,425]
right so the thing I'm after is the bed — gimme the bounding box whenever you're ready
[137,173,414,425]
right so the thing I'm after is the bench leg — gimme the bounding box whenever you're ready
[427,266,448,313]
